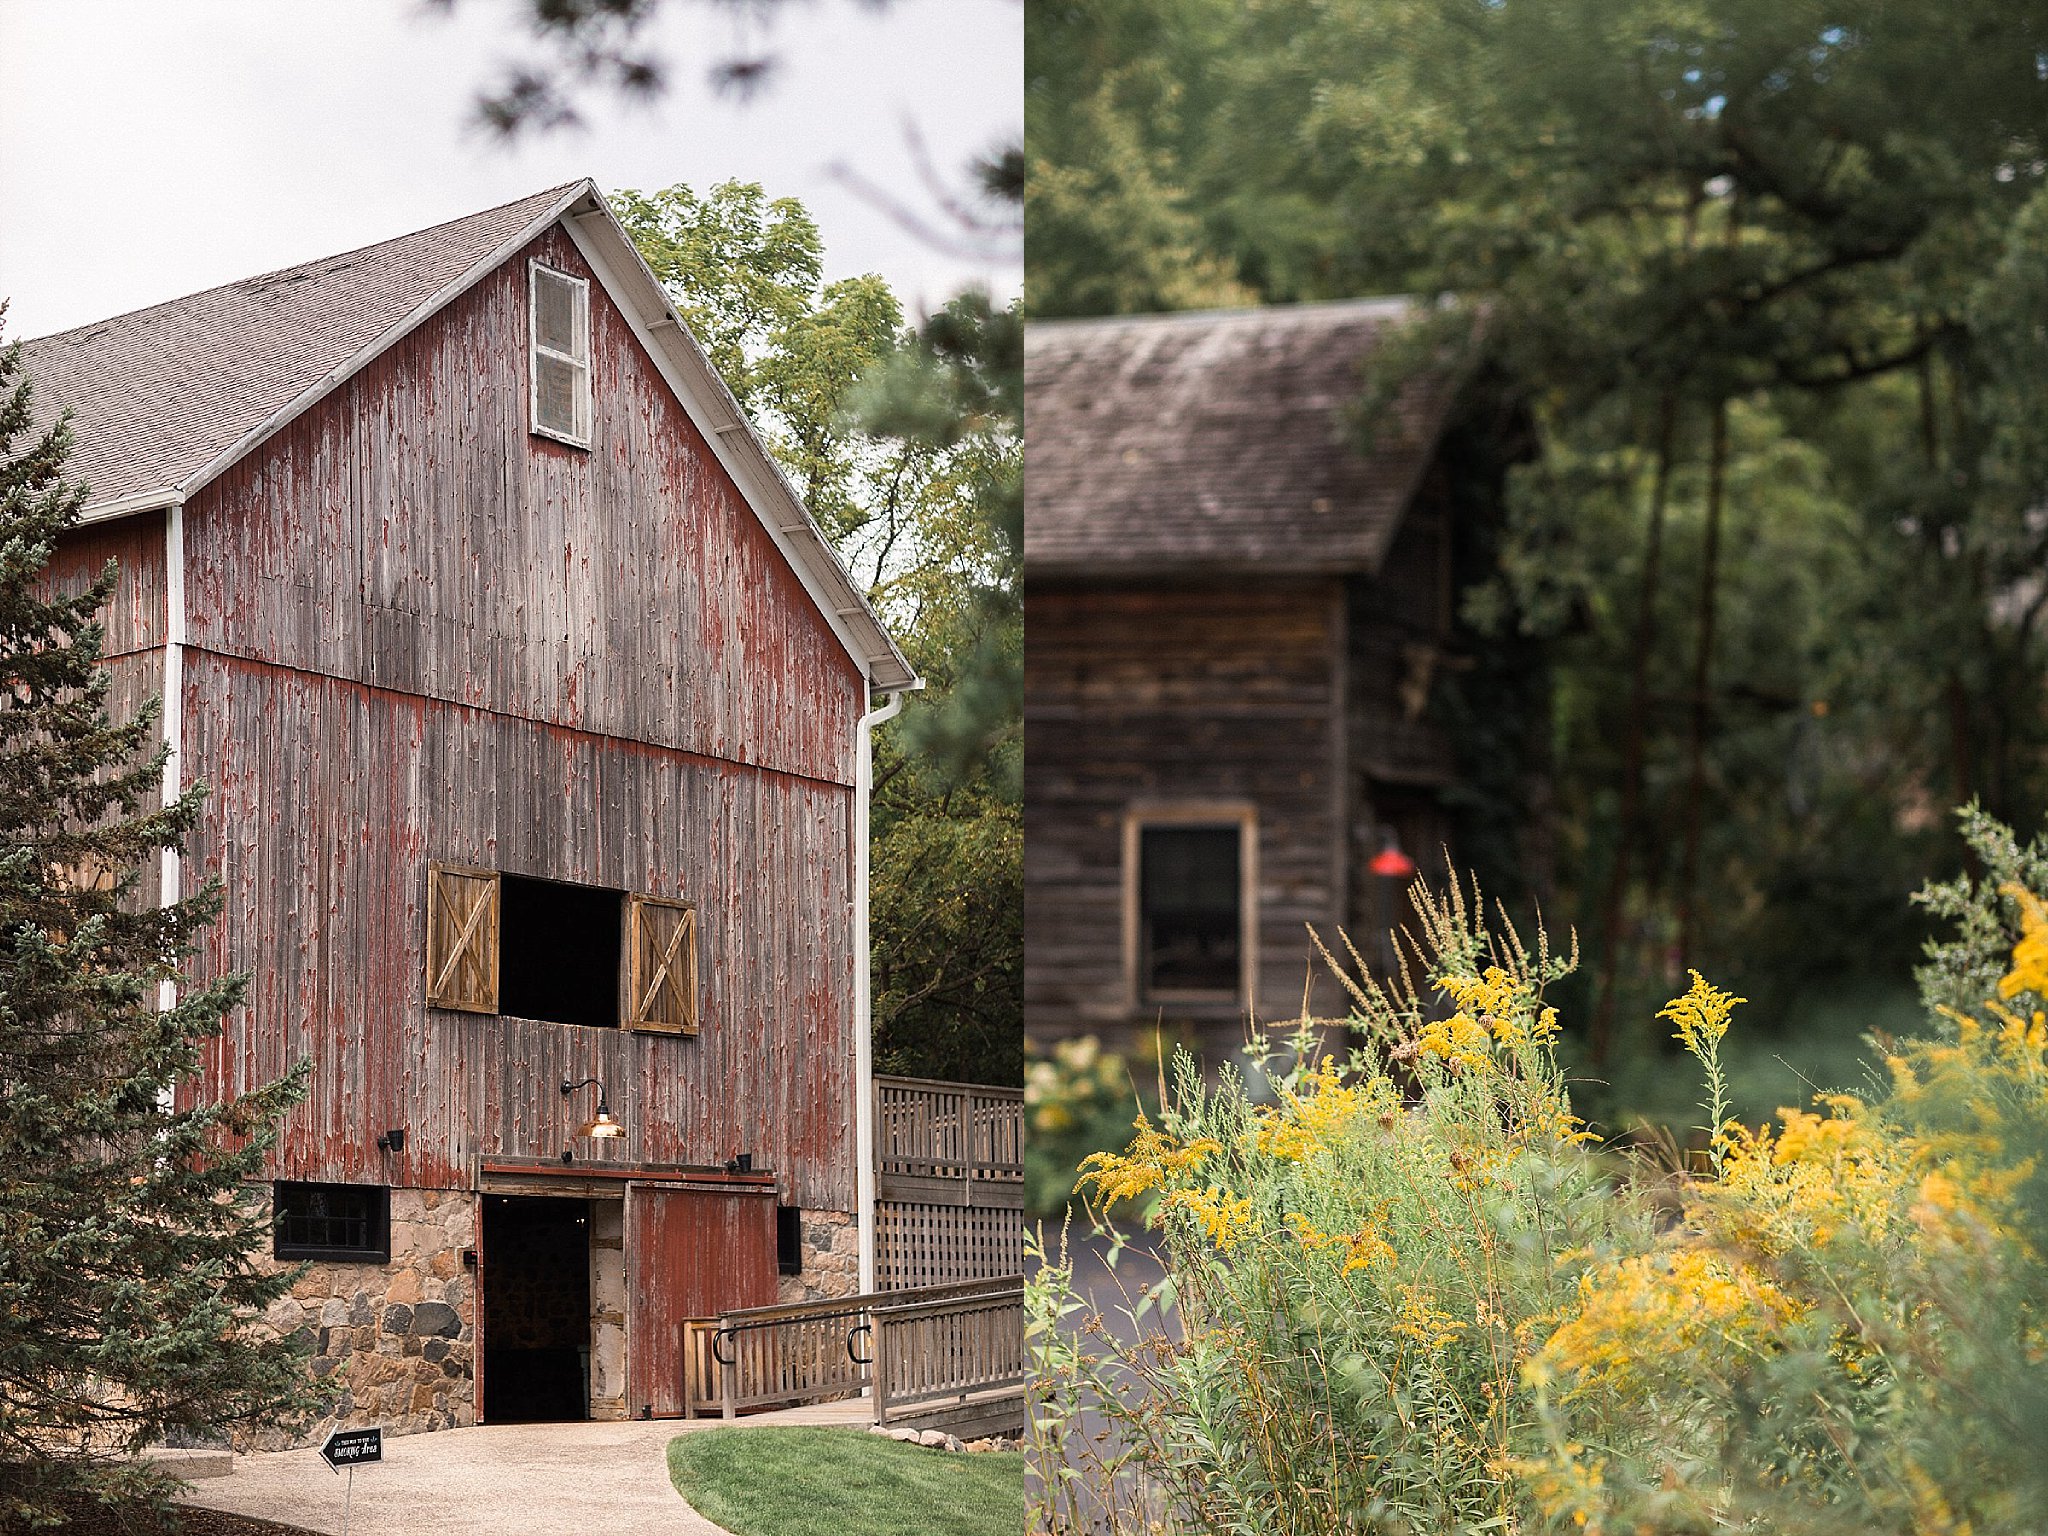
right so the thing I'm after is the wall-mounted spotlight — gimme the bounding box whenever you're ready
[375,1128,407,1154]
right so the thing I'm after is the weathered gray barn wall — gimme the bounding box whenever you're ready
[1023,577,1348,1055]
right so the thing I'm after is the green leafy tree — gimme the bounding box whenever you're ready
[620,184,1022,1084]
[0,330,311,1525]
[1028,0,2048,1112]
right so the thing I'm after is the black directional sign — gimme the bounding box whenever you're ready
[320,1426,382,1472]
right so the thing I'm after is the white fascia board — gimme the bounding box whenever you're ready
[557,203,919,696]
[76,488,186,527]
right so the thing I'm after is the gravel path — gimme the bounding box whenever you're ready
[176,1400,873,1536]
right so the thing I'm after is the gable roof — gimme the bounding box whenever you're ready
[17,181,917,694]
[1023,298,1463,579]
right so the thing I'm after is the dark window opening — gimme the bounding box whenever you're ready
[274,1182,390,1263]
[1140,824,1242,999]
[499,875,623,1029]
[777,1206,804,1277]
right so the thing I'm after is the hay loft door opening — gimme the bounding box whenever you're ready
[480,1195,592,1422]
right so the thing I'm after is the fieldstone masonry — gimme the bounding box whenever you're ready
[242,1190,861,1441]
[782,1208,860,1303]
[243,1188,476,1450]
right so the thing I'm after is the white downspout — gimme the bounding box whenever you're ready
[158,499,187,1014]
[853,687,907,1295]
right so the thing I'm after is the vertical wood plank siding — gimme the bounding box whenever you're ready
[1023,578,1345,1044]
[183,226,859,785]
[171,226,862,1212]
[45,513,168,661]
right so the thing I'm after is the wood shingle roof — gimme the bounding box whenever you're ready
[1023,298,1462,578]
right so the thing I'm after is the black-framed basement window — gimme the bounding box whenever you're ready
[1139,824,1244,1001]
[273,1182,391,1263]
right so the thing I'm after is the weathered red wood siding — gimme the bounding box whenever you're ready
[44,513,167,661]
[44,514,168,803]
[1023,578,1347,1051]
[625,1181,777,1416]
[176,227,863,1212]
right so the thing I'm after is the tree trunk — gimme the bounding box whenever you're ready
[1590,395,1678,1066]
[1676,400,1729,973]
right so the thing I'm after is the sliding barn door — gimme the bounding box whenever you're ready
[624,1182,777,1417]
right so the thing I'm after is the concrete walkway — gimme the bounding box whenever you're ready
[177,1399,873,1536]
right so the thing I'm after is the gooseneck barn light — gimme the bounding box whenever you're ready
[561,1077,625,1139]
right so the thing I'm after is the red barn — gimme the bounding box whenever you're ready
[20,181,918,1440]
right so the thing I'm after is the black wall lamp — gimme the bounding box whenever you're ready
[375,1128,406,1154]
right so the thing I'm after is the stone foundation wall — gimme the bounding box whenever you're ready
[243,1188,476,1450]
[778,1208,859,1303]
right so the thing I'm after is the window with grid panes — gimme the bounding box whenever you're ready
[273,1181,390,1262]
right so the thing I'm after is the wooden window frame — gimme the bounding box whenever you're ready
[627,894,699,1036]
[529,260,593,448]
[1121,803,1258,1013]
[426,862,501,1014]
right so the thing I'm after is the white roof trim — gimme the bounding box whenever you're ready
[77,178,917,694]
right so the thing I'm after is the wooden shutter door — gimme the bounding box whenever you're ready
[628,895,698,1034]
[624,1182,776,1418]
[426,864,499,1012]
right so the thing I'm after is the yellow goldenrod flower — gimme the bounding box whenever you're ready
[1997,881,2048,1000]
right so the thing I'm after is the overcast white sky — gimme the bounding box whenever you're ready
[0,0,1021,340]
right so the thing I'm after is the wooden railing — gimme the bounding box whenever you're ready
[870,1276,1027,1424]
[680,1275,1026,1421]
[875,1075,1024,1202]
[683,1293,870,1420]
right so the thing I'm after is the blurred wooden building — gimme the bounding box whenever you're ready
[1024,299,1507,1065]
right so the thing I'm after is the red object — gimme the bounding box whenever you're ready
[627,1180,777,1417]
[1369,846,1417,879]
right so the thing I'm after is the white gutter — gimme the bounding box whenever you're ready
[853,685,911,1294]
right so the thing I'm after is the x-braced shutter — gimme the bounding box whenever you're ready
[426,863,499,1013]
[629,895,698,1035]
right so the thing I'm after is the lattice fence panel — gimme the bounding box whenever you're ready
[875,1201,1025,1292]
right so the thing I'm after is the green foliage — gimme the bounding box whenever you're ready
[613,182,903,543]
[618,184,1021,1085]
[1032,822,2048,1533]
[1027,0,2048,1107]
[0,330,312,1525]
[1021,1036,1157,1218]
[850,292,1024,795]
[1527,810,2048,1531]
[667,1427,1025,1536]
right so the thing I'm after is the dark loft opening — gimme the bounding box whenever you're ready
[499,875,622,1029]
[1140,824,1242,999]
[481,1195,591,1423]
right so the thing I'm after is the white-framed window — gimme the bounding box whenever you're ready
[1122,803,1258,1010]
[529,260,592,446]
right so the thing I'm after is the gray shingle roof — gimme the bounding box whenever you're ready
[1023,299,1462,578]
[17,182,585,513]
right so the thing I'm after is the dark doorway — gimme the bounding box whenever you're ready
[481,1195,590,1422]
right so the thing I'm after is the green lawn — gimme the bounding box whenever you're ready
[667,1427,1024,1536]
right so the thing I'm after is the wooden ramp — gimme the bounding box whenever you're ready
[680,1276,1026,1429]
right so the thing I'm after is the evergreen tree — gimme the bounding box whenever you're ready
[0,326,310,1525]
